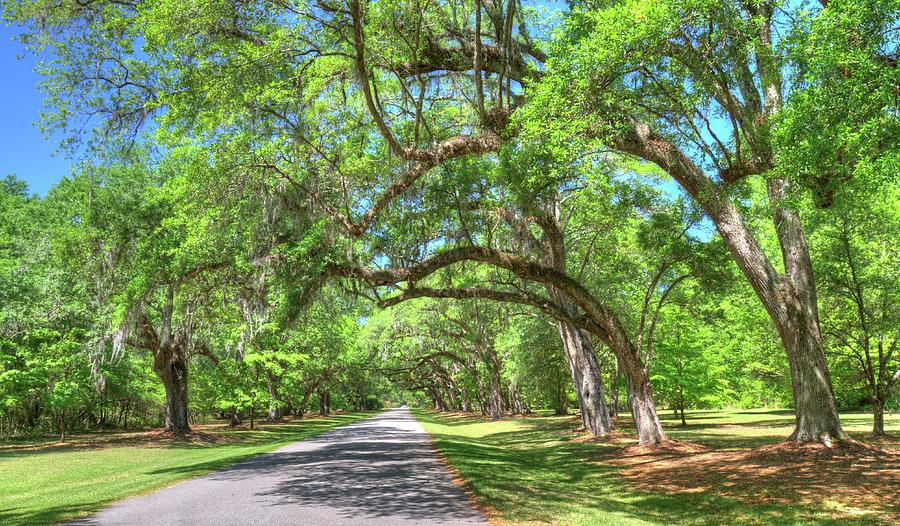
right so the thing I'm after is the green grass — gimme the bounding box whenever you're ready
[415,408,899,526]
[0,412,377,525]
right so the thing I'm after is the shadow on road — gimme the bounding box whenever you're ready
[68,409,485,525]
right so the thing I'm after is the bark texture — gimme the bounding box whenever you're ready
[158,356,190,433]
[557,320,614,436]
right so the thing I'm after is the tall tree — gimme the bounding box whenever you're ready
[530,0,897,444]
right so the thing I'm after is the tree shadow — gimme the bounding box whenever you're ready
[417,410,896,526]
[66,410,486,525]
[1,502,117,526]
[0,414,371,459]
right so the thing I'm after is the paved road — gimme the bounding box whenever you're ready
[68,409,488,525]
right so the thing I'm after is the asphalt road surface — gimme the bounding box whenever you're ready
[67,408,488,525]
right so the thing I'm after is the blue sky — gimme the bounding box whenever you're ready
[0,25,71,195]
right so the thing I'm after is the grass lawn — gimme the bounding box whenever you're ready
[415,408,900,526]
[0,412,377,525]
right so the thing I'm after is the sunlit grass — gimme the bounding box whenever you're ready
[0,412,377,525]
[416,408,899,526]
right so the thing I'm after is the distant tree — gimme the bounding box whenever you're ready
[813,192,899,436]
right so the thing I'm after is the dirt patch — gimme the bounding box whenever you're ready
[568,429,646,446]
[0,420,299,453]
[612,439,710,457]
[609,440,900,521]
[138,428,242,445]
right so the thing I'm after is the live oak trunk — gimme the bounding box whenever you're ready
[139,289,193,435]
[557,320,614,437]
[461,389,473,413]
[616,114,846,445]
[555,384,569,415]
[539,202,615,438]
[266,371,282,422]
[509,382,525,415]
[610,358,621,418]
[713,197,845,444]
[779,314,845,443]
[488,363,504,420]
[750,184,845,444]
[297,388,315,419]
[59,411,66,442]
[156,352,190,433]
[617,345,665,445]
[229,408,242,427]
[318,390,330,416]
[447,385,460,411]
[873,399,885,437]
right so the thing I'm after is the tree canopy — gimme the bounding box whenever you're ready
[0,0,896,446]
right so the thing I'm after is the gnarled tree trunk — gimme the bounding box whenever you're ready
[266,371,282,422]
[488,365,504,419]
[156,351,190,433]
[616,115,846,445]
[780,314,844,443]
[873,398,886,437]
[618,348,665,445]
[769,182,846,444]
[557,320,614,437]
[318,389,330,416]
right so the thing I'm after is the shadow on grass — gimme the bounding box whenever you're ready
[415,410,893,526]
[0,413,371,459]
[0,501,118,526]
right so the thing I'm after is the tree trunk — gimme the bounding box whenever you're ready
[509,382,524,415]
[478,384,488,416]
[619,350,666,445]
[229,408,242,427]
[461,389,473,413]
[266,371,282,422]
[610,359,620,418]
[616,119,846,446]
[298,390,313,419]
[873,398,885,437]
[723,182,845,444]
[779,313,845,444]
[268,403,282,422]
[488,368,503,420]
[557,321,614,437]
[446,385,460,411]
[318,389,330,416]
[538,200,612,437]
[430,387,448,411]
[157,353,190,433]
[555,381,569,415]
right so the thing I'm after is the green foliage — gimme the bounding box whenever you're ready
[0,0,896,447]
